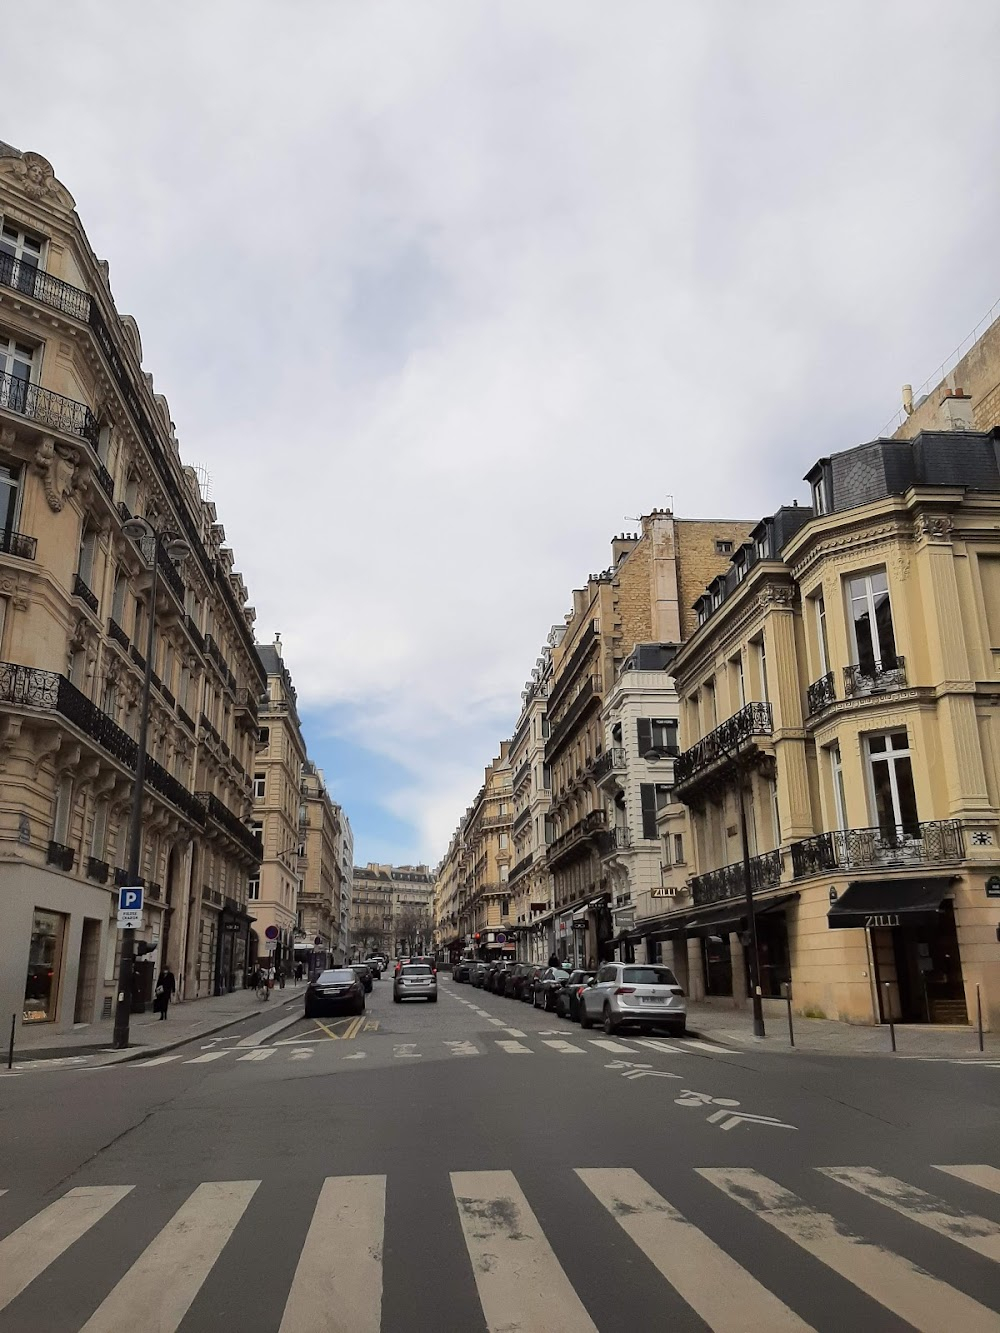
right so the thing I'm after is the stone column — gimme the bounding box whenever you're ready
[730,932,748,1006]
[686,935,704,1001]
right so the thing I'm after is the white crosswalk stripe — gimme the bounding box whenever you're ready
[0,1165,998,1328]
[700,1167,1000,1332]
[589,1038,636,1053]
[541,1039,585,1054]
[495,1039,532,1054]
[185,1050,229,1064]
[681,1039,734,1054]
[136,1054,182,1067]
[237,1048,276,1062]
[629,1038,685,1053]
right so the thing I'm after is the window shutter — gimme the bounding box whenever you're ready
[637,718,653,755]
[640,783,657,840]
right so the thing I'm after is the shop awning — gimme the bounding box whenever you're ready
[684,892,799,939]
[827,878,953,930]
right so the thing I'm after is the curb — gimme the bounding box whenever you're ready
[93,992,304,1066]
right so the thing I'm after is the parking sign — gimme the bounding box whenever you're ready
[117,885,144,929]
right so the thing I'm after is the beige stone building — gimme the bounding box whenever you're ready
[350,862,434,957]
[295,759,345,972]
[451,747,514,956]
[434,823,466,960]
[0,143,265,1031]
[662,422,1000,1030]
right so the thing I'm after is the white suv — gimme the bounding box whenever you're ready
[578,962,686,1036]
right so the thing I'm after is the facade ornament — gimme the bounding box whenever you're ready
[0,152,75,208]
[913,514,953,543]
[0,425,16,451]
[34,437,83,512]
[759,583,797,608]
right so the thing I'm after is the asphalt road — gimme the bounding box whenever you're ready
[1,972,999,1332]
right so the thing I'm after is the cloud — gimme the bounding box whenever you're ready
[5,0,1000,861]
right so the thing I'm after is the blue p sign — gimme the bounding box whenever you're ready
[118,887,143,912]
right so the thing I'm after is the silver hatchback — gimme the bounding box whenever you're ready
[393,963,438,1003]
[578,962,686,1035]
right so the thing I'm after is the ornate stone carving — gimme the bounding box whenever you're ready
[758,583,797,608]
[0,152,75,208]
[34,437,83,512]
[0,426,16,450]
[913,514,953,543]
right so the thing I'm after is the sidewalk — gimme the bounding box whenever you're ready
[688,1001,1000,1058]
[10,984,305,1066]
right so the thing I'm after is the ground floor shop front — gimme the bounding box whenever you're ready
[630,867,1000,1032]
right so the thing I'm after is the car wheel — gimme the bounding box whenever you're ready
[669,1022,686,1037]
[304,1005,315,1018]
[579,1004,593,1030]
[393,995,400,1003]
[602,1007,618,1036]
[429,996,437,1003]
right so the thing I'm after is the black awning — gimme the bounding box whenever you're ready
[685,892,799,939]
[827,878,952,930]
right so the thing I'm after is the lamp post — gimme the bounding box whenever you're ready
[111,516,190,1050]
[734,757,766,1038]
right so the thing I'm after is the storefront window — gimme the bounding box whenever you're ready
[23,908,65,1022]
[755,914,790,998]
[701,934,733,996]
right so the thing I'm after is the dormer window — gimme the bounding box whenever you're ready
[811,475,830,515]
[756,531,770,561]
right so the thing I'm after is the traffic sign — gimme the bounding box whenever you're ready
[117,885,143,929]
[265,925,279,940]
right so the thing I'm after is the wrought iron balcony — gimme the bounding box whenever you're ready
[791,821,964,878]
[0,370,99,445]
[155,540,186,603]
[598,824,632,855]
[509,852,534,882]
[592,747,627,785]
[843,656,906,698]
[0,528,37,560]
[146,880,162,901]
[806,671,836,716]
[130,645,145,671]
[0,252,92,321]
[177,705,195,732]
[235,688,259,722]
[47,840,75,872]
[481,812,512,828]
[185,616,205,653]
[196,789,262,860]
[690,849,783,906]
[86,856,110,884]
[72,573,98,614]
[674,702,773,789]
[107,618,129,650]
[548,808,607,866]
[161,685,175,707]
[93,459,114,500]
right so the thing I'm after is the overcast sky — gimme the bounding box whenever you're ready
[6,2,1000,866]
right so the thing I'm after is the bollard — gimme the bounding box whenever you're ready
[7,1012,14,1070]
[884,983,896,1053]
[976,984,984,1053]
[784,981,794,1047]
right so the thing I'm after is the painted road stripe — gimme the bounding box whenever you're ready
[496,1040,532,1055]
[935,1165,1000,1195]
[445,1041,480,1056]
[235,1009,303,1047]
[237,1049,276,1062]
[0,1186,133,1313]
[280,1176,385,1333]
[136,1054,182,1067]
[185,1050,229,1064]
[452,1170,597,1333]
[290,1049,314,1060]
[681,1039,734,1054]
[502,1027,525,1037]
[630,1039,684,1053]
[578,1169,811,1332]
[81,1181,258,1333]
[589,1039,636,1054]
[823,1168,1000,1261]
[701,1168,1000,1333]
[541,1039,585,1055]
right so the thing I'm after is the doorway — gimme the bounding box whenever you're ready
[872,901,967,1023]
[74,919,101,1022]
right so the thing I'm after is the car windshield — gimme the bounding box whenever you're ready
[622,966,679,986]
[550,969,569,980]
[316,970,355,984]
[401,965,432,976]
[351,965,369,973]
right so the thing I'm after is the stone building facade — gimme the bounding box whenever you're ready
[453,748,514,956]
[0,144,265,1031]
[350,862,434,957]
[295,759,345,972]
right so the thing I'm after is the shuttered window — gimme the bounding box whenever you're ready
[639,783,658,840]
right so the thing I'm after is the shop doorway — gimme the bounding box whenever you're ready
[872,900,967,1024]
[73,919,101,1022]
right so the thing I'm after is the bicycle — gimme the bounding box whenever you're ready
[256,981,270,1001]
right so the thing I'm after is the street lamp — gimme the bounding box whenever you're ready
[111,516,190,1049]
[734,756,766,1038]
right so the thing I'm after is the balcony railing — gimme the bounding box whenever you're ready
[598,824,632,855]
[177,705,195,732]
[675,702,773,788]
[806,671,836,716]
[0,528,37,560]
[592,747,627,783]
[548,808,607,864]
[508,852,534,882]
[0,370,99,445]
[107,618,129,650]
[155,540,186,603]
[185,616,205,653]
[0,252,92,321]
[72,573,98,614]
[791,821,964,878]
[690,849,783,906]
[481,812,512,828]
[86,856,110,884]
[196,790,262,860]
[47,840,75,872]
[235,688,259,722]
[843,656,907,698]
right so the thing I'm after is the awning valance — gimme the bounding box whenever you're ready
[827,878,953,930]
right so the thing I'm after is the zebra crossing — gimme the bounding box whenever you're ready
[114,1033,742,1070]
[1,1163,998,1330]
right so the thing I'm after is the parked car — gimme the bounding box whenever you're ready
[363,957,383,978]
[305,968,365,1018]
[470,961,489,988]
[484,961,505,992]
[577,962,686,1035]
[521,964,546,1003]
[504,963,533,1000]
[532,966,571,1011]
[555,970,597,1021]
[350,963,374,994]
[393,962,438,1003]
[453,958,474,982]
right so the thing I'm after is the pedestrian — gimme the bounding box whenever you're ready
[277,967,286,989]
[153,966,176,1020]
[295,962,304,983]
[548,951,560,969]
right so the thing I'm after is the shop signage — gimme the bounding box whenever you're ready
[864,913,901,928]
[651,887,676,899]
[986,876,1000,899]
[116,885,143,929]
[223,920,241,934]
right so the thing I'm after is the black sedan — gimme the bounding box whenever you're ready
[350,963,374,993]
[305,968,365,1018]
[532,966,570,1011]
[555,970,597,1020]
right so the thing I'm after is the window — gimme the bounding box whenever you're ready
[247,878,260,901]
[0,335,34,412]
[541,715,550,739]
[499,832,508,850]
[815,590,830,675]
[123,471,140,515]
[639,784,659,840]
[829,742,847,830]
[731,654,746,708]
[770,777,781,845]
[77,526,97,585]
[757,637,769,702]
[542,763,551,790]
[848,569,897,673]
[52,774,74,844]
[500,897,509,917]
[637,717,679,756]
[715,539,733,555]
[133,599,146,654]
[672,833,684,865]
[1,222,43,284]
[251,820,263,840]
[101,674,117,718]
[811,473,830,516]
[0,461,22,539]
[866,732,919,839]
[111,570,127,624]
[253,773,266,799]
[90,800,109,859]
[258,726,270,747]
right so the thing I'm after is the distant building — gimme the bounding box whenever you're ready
[350,863,434,957]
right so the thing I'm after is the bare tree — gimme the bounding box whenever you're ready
[394,907,431,956]
[353,915,388,958]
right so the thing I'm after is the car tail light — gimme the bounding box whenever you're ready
[576,986,587,997]
[614,987,636,995]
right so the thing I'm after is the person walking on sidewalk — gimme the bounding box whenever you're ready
[153,967,176,1020]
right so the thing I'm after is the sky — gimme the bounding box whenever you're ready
[5,1,1000,867]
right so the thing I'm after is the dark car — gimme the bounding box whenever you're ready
[470,961,489,988]
[484,961,505,992]
[504,963,533,999]
[350,963,374,993]
[555,970,597,1021]
[411,955,438,973]
[453,959,474,983]
[521,964,546,1003]
[305,968,365,1018]
[533,966,571,1011]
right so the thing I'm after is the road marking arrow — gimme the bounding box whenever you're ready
[622,1069,682,1080]
[707,1110,797,1132]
